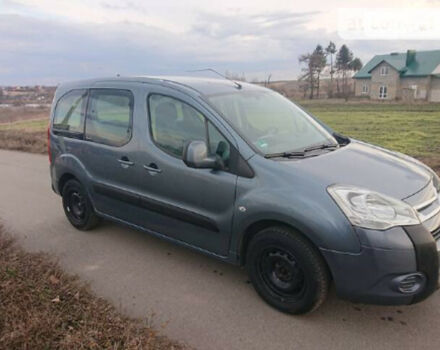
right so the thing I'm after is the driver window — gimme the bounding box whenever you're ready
[149,94,230,167]
[149,94,205,157]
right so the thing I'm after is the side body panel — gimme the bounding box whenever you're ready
[50,81,241,257]
[125,84,239,256]
[230,154,362,259]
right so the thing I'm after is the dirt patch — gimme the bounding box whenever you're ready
[0,225,191,349]
[0,130,47,154]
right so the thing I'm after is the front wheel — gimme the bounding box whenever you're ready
[62,179,100,231]
[246,226,330,314]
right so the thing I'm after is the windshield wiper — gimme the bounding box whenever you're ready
[265,143,339,159]
[303,143,339,153]
[264,151,306,159]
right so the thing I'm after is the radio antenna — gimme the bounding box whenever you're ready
[186,68,242,89]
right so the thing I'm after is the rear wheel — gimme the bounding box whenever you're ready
[246,226,330,314]
[62,179,100,230]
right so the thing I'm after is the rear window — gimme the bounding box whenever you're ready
[85,89,133,147]
[53,89,87,134]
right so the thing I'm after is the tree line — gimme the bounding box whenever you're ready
[299,43,362,100]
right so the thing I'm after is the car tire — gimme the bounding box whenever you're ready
[62,179,100,231]
[246,226,330,314]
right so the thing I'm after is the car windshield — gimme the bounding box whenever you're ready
[206,89,337,156]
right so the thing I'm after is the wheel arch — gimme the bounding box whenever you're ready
[239,219,325,267]
[53,153,91,195]
[58,173,78,194]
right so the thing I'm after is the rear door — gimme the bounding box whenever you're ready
[80,86,140,221]
[132,87,239,256]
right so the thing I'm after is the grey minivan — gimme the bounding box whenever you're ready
[49,76,440,314]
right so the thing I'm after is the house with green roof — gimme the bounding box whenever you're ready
[353,50,440,102]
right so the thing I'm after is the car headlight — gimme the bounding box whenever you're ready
[328,185,420,230]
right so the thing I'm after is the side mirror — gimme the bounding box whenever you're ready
[183,140,223,170]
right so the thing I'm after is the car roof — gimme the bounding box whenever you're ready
[56,75,264,98]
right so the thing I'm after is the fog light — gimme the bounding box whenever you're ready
[392,273,426,294]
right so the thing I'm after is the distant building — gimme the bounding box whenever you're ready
[353,50,440,102]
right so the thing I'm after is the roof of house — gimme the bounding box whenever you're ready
[353,50,440,79]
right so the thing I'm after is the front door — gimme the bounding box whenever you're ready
[133,90,238,256]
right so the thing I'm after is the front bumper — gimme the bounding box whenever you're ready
[321,224,439,305]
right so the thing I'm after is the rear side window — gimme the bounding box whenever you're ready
[53,89,87,134]
[85,89,133,146]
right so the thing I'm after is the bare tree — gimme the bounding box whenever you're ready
[264,74,272,87]
[298,45,326,99]
[225,70,247,82]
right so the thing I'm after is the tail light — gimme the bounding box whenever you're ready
[47,126,52,164]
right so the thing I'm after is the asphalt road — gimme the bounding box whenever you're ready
[1,149,439,350]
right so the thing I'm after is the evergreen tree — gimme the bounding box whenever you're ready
[313,45,327,98]
[336,45,354,100]
[350,58,363,72]
[325,42,336,98]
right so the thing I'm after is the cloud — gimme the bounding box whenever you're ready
[192,11,319,39]
[0,10,330,84]
[1,1,440,85]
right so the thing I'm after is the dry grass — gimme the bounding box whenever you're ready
[0,106,50,123]
[0,107,48,154]
[0,129,47,154]
[0,225,191,350]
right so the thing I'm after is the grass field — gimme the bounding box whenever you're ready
[299,102,440,172]
[0,118,48,132]
[0,102,439,171]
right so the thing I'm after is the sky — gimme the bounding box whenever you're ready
[1,0,440,85]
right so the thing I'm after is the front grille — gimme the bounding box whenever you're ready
[406,181,440,234]
[433,227,440,240]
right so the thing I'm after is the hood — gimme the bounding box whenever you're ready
[281,141,431,200]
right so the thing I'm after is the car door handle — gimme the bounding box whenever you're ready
[118,158,134,167]
[143,163,162,173]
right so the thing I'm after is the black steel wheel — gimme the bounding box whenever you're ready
[62,179,100,230]
[246,226,330,314]
[259,248,306,300]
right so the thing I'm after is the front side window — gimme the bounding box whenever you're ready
[379,86,388,99]
[53,89,87,134]
[380,66,389,76]
[362,84,369,94]
[85,89,133,146]
[148,94,230,166]
[207,89,337,156]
